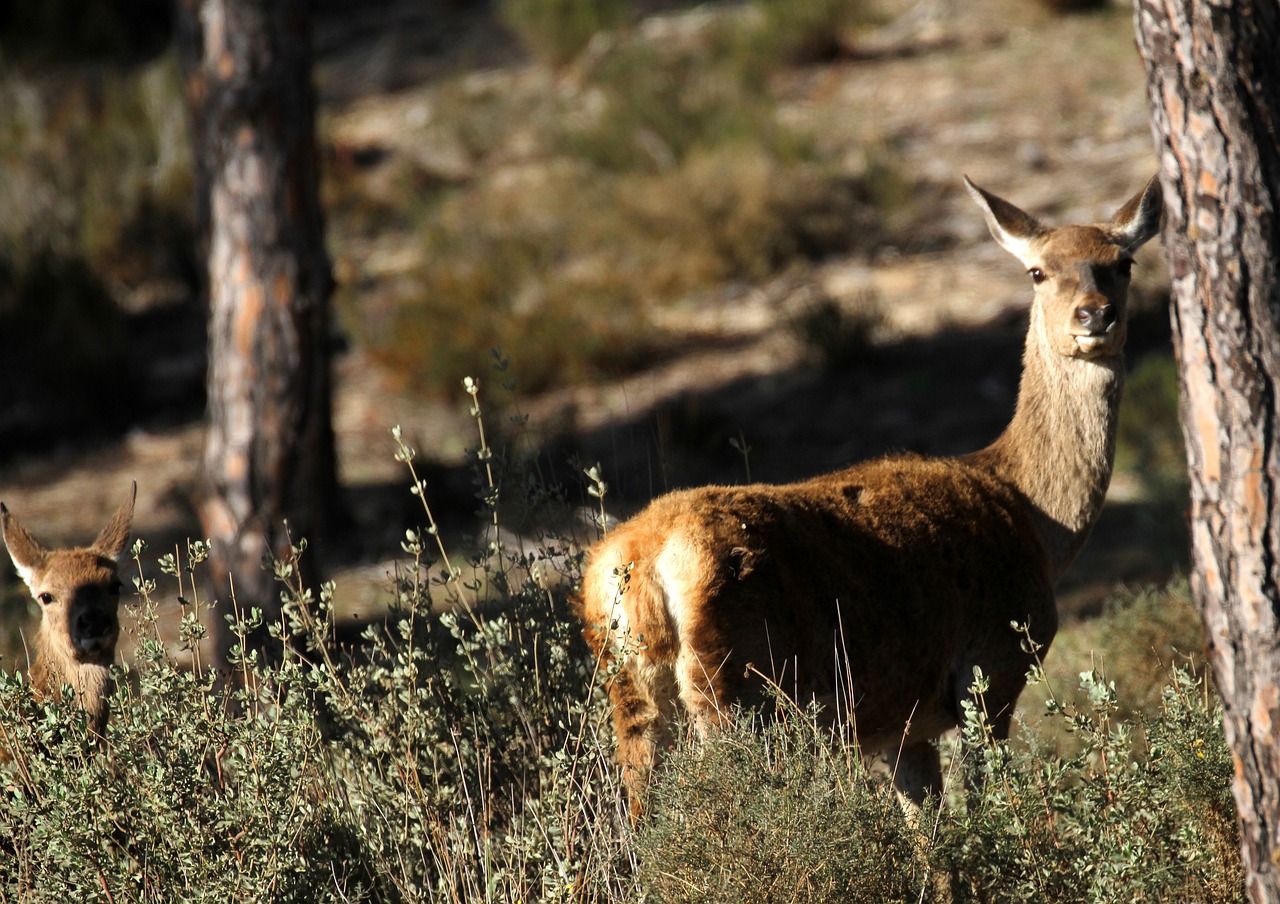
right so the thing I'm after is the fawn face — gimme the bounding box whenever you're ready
[19,548,125,664]
[2,485,135,669]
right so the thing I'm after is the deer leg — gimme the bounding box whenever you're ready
[675,645,734,736]
[609,657,679,819]
[891,739,944,811]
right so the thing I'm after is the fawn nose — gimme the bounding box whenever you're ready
[75,608,115,649]
[1074,300,1115,335]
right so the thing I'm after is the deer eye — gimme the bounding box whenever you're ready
[37,592,54,606]
[1029,267,1047,284]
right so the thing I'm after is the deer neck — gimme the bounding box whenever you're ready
[30,635,113,737]
[968,332,1124,582]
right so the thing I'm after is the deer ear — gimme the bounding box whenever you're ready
[964,176,1046,268]
[1107,173,1163,253]
[91,482,136,561]
[2,503,50,589]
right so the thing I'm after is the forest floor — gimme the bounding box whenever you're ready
[0,0,1183,661]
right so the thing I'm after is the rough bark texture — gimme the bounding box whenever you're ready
[1135,2,1280,899]
[175,0,338,665]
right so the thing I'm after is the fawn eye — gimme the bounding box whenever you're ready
[37,592,54,605]
[1029,267,1047,284]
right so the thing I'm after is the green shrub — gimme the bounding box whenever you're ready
[0,55,191,275]
[636,704,927,903]
[561,41,811,172]
[942,666,1241,903]
[333,22,898,398]
[499,0,628,68]
[349,146,879,396]
[1093,580,1206,716]
[0,380,1243,903]
[1025,580,1207,735]
[1116,353,1185,495]
[729,0,871,72]
[0,382,636,902]
[788,289,885,369]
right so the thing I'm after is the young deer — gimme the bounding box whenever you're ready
[2,483,136,738]
[578,176,1163,816]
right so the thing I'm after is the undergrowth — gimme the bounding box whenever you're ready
[0,377,1243,902]
[335,1,893,396]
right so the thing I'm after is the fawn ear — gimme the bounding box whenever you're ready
[2,503,50,590]
[964,176,1047,269]
[91,482,136,561]
[1107,173,1163,253]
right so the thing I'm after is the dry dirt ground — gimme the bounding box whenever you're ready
[0,0,1179,660]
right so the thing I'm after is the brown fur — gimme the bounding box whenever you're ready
[577,176,1163,816]
[2,484,136,738]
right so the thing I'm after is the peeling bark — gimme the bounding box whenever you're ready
[1135,1,1280,899]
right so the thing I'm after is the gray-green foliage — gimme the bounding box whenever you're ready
[499,0,628,67]
[0,385,633,902]
[0,372,1244,903]
[632,616,1241,904]
[636,703,925,903]
[941,665,1241,903]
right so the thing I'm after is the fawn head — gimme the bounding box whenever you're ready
[965,175,1163,361]
[2,483,135,669]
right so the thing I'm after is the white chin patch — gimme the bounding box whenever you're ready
[1074,336,1108,355]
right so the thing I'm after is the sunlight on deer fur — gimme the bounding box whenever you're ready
[576,174,1164,819]
[1,483,135,739]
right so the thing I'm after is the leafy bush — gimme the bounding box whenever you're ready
[942,666,1241,903]
[353,145,880,394]
[728,0,871,72]
[1116,353,1185,495]
[621,656,1240,903]
[0,381,1243,903]
[499,0,628,68]
[0,55,191,277]
[0,383,636,902]
[1023,579,1207,747]
[635,703,926,903]
[334,18,895,397]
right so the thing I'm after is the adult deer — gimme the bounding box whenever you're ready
[2,483,136,738]
[577,176,1162,816]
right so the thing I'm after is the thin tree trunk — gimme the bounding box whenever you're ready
[1135,2,1280,899]
[175,0,338,667]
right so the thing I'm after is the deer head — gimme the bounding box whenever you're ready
[965,174,1162,363]
[2,483,136,736]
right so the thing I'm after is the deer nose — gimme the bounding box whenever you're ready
[76,608,114,644]
[1075,300,1115,335]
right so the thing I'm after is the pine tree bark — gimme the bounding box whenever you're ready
[1135,2,1280,899]
[175,0,338,666]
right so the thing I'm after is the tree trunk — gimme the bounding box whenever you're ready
[175,0,338,667]
[1135,2,1280,899]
